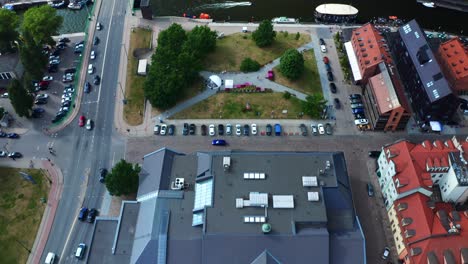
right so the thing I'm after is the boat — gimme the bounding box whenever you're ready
[68,2,83,9]
[315,3,358,23]
[422,2,436,8]
[48,1,66,8]
[272,17,298,24]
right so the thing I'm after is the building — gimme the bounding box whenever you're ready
[88,149,366,264]
[376,138,468,263]
[389,19,459,124]
[437,37,468,95]
[345,23,411,131]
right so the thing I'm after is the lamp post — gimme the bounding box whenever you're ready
[118,82,127,104]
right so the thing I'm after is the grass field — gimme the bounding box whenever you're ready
[204,32,311,72]
[172,92,309,119]
[123,28,152,126]
[0,168,49,264]
[273,49,322,95]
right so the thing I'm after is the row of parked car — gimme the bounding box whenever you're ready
[348,94,369,126]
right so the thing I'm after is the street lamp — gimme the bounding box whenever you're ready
[118,82,127,104]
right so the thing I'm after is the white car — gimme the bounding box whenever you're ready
[96,22,102,31]
[75,243,86,259]
[209,124,215,136]
[160,124,167,135]
[36,94,49,100]
[86,119,92,130]
[88,64,94,74]
[42,76,54,81]
[355,119,369,125]
[0,151,7,157]
[320,45,327,53]
[318,124,325,135]
[59,106,69,112]
[90,50,96,60]
[226,124,232,135]
[1,92,8,98]
[251,124,257,135]
[236,124,241,136]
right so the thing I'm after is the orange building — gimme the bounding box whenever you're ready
[438,37,468,94]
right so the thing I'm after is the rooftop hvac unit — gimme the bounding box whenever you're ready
[171,178,185,190]
[308,192,320,201]
[302,176,318,187]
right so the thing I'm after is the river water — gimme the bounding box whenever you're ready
[150,0,467,33]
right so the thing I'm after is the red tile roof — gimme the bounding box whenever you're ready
[439,37,468,81]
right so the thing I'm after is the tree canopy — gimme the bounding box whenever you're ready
[144,24,217,110]
[21,5,63,46]
[19,31,48,80]
[279,48,304,80]
[105,159,141,196]
[252,20,276,47]
[0,9,19,53]
[302,94,327,119]
[7,79,33,118]
[240,57,260,72]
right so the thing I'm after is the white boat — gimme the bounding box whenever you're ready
[272,17,298,24]
[422,2,435,8]
[68,2,83,10]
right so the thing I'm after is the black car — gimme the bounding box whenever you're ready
[35,99,47,105]
[325,123,333,135]
[51,115,62,123]
[334,98,341,109]
[168,124,175,135]
[87,208,97,223]
[99,168,108,183]
[31,112,43,118]
[319,38,325,45]
[7,133,19,139]
[48,65,58,73]
[218,124,224,136]
[33,108,45,113]
[329,83,337,93]
[78,207,88,221]
[51,49,61,56]
[65,68,77,74]
[84,82,91,93]
[367,183,375,197]
[94,37,100,45]
[201,125,207,136]
[8,152,22,158]
[58,37,70,43]
[368,151,381,158]
[0,132,6,137]
[62,101,71,107]
[350,98,362,104]
[349,94,362,100]
[327,71,334,81]
[183,123,189,136]
[243,124,249,136]
[266,124,272,136]
[93,75,101,85]
[299,124,307,136]
[56,43,66,49]
[189,124,196,135]
[354,113,366,119]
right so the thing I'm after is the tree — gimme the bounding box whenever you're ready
[7,79,34,118]
[184,25,217,58]
[240,57,260,72]
[21,5,63,46]
[302,94,327,119]
[105,159,141,196]
[252,20,276,47]
[19,31,48,80]
[279,49,304,80]
[0,9,19,53]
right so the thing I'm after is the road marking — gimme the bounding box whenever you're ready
[112,151,116,166]
[81,100,99,105]
[60,209,80,261]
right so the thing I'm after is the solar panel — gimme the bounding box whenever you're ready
[193,179,213,211]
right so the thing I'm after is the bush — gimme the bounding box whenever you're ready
[279,49,304,80]
[295,32,300,40]
[240,58,261,72]
[283,31,288,37]
[283,91,291,99]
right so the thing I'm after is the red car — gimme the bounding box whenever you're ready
[39,80,50,87]
[79,115,86,127]
[323,56,329,64]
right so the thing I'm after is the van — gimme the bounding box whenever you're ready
[75,243,86,259]
[274,124,281,136]
[88,64,94,74]
[45,252,56,264]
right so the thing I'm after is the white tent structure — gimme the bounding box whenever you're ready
[225,79,234,89]
[207,75,222,89]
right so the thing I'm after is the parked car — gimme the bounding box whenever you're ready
[75,243,86,259]
[209,124,215,136]
[58,37,70,43]
[88,64,94,74]
[251,124,257,135]
[33,108,45,113]
[96,22,102,31]
[274,124,282,136]
[183,123,189,136]
[160,124,167,135]
[323,56,329,64]
[201,125,207,136]
[0,151,7,157]
[65,68,76,74]
[352,108,364,114]
[8,152,22,158]
[84,82,91,93]
[0,132,6,137]
[367,183,375,197]
[7,133,19,139]
[319,38,325,45]
[327,71,334,81]
[153,124,160,135]
[354,113,366,119]
[78,115,86,127]
[311,125,318,136]
[317,124,325,135]
[368,151,381,158]
[99,168,107,183]
[168,124,175,135]
[86,119,93,130]
[1,92,9,98]
[299,124,307,136]
[42,76,53,81]
[354,119,369,125]
[329,83,337,93]
[94,36,100,45]
[226,124,232,135]
[218,124,224,136]
[87,208,97,223]
[35,99,47,105]
[90,50,96,60]
[235,124,241,136]
[243,124,249,136]
[350,98,362,104]
[266,124,272,136]
[382,247,390,260]
[78,207,88,221]
[325,63,331,72]
[189,124,196,135]
[93,75,100,85]
[325,123,333,135]
[36,94,49,100]
[334,98,341,109]
[350,103,364,109]
[212,139,227,146]
[349,94,362,100]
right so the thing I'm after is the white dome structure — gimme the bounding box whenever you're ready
[208,75,222,89]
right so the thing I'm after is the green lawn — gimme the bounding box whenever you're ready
[123,28,152,126]
[0,168,49,264]
[272,49,322,95]
[172,92,309,119]
[204,32,311,72]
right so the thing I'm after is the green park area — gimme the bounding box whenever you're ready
[204,32,311,72]
[173,92,309,119]
[0,168,49,264]
[124,28,152,126]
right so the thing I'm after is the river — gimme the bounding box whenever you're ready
[150,0,467,33]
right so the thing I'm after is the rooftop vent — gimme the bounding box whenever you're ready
[243,172,266,180]
[416,45,431,65]
[302,176,318,187]
[307,192,320,201]
[244,216,266,223]
[262,223,272,233]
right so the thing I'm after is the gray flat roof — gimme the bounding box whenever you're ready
[88,220,130,264]
[398,19,452,103]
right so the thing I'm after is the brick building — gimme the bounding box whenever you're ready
[437,37,468,95]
